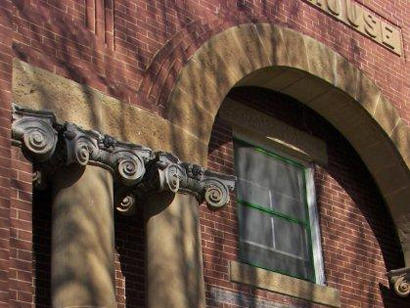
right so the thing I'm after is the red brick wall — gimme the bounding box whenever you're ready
[0,0,409,307]
[0,0,14,305]
[3,0,409,123]
[203,87,406,307]
[9,147,33,307]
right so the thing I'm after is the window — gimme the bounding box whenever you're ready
[234,138,325,284]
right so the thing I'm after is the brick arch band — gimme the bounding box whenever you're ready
[166,23,410,265]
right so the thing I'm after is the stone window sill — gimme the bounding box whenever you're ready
[230,261,341,307]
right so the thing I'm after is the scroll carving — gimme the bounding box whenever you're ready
[387,267,410,297]
[12,106,58,162]
[11,105,236,214]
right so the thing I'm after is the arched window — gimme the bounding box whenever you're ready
[234,137,324,284]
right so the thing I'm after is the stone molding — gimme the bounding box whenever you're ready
[165,23,410,267]
[230,261,341,307]
[11,104,236,213]
[387,267,410,298]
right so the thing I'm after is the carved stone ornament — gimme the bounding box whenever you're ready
[11,105,236,214]
[387,267,410,297]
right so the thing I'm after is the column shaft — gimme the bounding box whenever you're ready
[51,165,116,307]
[145,193,206,308]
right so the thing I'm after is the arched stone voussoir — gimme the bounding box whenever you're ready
[303,35,337,86]
[190,25,271,85]
[390,120,410,169]
[166,23,410,263]
[167,86,216,144]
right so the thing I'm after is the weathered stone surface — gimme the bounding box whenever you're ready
[236,67,283,87]
[220,98,328,165]
[305,36,337,85]
[262,68,307,90]
[12,59,208,165]
[281,27,310,72]
[390,120,410,169]
[254,23,289,67]
[230,261,341,307]
[386,187,410,266]
[358,141,401,174]
[170,59,225,113]
[373,94,401,136]
[190,28,252,88]
[238,67,308,92]
[145,193,205,308]
[334,53,359,97]
[230,23,272,71]
[166,86,216,141]
[281,74,331,103]
[52,166,116,308]
[374,163,410,196]
[355,74,382,116]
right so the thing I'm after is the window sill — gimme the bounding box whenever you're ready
[230,261,341,307]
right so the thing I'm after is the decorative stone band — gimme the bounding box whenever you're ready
[387,267,410,298]
[11,105,236,213]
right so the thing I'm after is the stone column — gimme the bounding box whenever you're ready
[51,165,116,307]
[145,193,206,308]
[11,106,153,307]
[10,106,236,308]
[140,157,235,308]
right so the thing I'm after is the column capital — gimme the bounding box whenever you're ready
[387,267,410,297]
[11,105,236,213]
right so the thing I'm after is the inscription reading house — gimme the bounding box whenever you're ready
[305,0,403,56]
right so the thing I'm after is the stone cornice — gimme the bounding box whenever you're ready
[11,105,236,212]
[387,267,410,298]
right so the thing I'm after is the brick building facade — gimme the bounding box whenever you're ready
[0,0,409,307]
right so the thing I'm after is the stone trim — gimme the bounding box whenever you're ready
[165,23,410,268]
[387,267,410,298]
[209,286,299,308]
[11,104,236,213]
[219,97,328,165]
[230,261,341,307]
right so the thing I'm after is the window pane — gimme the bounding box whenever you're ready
[273,218,309,260]
[239,205,273,248]
[240,241,313,280]
[235,142,307,220]
[237,180,270,208]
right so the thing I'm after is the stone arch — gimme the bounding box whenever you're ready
[166,23,410,265]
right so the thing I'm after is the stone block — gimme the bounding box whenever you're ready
[305,36,337,85]
[254,24,289,67]
[12,58,208,165]
[373,95,401,136]
[166,86,215,141]
[334,53,359,98]
[281,27,310,72]
[355,74,381,116]
[390,120,410,169]
[230,261,341,307]
[281,74,331,103]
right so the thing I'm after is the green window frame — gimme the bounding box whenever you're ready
[234,137,325,284]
